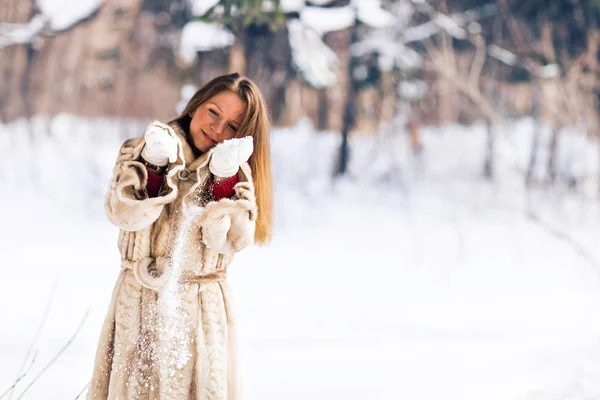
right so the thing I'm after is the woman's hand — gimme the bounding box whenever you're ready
[198,180,257,254]
[141,121,179,167]
[209,136,253,178]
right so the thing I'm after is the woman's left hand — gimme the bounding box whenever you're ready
[209,137,254,178]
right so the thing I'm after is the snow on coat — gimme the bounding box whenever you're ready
[87,121,257,399]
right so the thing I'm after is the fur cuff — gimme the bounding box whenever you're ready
[197,188,257,254]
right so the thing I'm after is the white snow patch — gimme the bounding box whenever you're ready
[176,84,199,115]
[307,0,336,5]
[354,0,396,28]
[353,31,423,71]
[402,21,440,43]
[287,19,339,88]
[261,0,276,12]
[179,21,234,65]
[36,0,102,31]
[300,5,355,35]
[3,115,600,399]
[0,15,48,48]
[489,44,518,66]
[187,0,220,16]
[468,21,482,34]
[399,79,428,101]
[433,13,466,39]
[402,5,491,44]
[390,0,415,30]
[353,64,368,81]
[280,0,305,13]
[540,64,560,78]
[394,44,423,70]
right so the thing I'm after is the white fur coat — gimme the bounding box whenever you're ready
[87,121,257,399]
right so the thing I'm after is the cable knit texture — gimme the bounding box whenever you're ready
[88,121,257,400]
[210,175,239,201]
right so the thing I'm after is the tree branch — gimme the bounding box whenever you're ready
[424,39,502,123]
[468,34,486,88]
[74,382,90,400]
[525,210,600,277]
[0,356,37,400]
[7,278,58,400]
[16,308,91,400]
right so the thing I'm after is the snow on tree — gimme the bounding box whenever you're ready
[0,0,103,47]
[36,0,103,31]
[187,0,221,17]
[287,19,339,89]
[285,0,396,89]
[0,15,47,48]
[299,5,355,35]
[178,21,235,66]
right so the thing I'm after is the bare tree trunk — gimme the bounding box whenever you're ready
[598,139,600,195]
[437,79,453,124]
[195,48,230,87]
[407,102,421,155]
[0,0,34,123]
[483,121,494,179]
[547,124,559,184]
[228,39,246,75]
[336,20,359,176]
[482,22,503,180]
[526,125,540,187]
[482,73,496,180]
[526,83,541,187]
[382,70,397,125]
[425,32,501,125]
[242,24,291,125]
[317,89,328,131]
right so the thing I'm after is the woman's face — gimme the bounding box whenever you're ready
[189,91,246,153]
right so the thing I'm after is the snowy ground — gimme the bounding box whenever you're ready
[2,115,600,399]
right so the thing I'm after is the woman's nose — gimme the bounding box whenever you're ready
[212,120,226,135]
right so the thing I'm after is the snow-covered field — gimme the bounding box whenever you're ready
[2,115,600,399]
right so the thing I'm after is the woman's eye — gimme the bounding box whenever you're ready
[209,109,218,116]
[229,124,238,132]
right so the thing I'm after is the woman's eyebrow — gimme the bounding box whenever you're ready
[208,101,223,112]
[208,101,241,125]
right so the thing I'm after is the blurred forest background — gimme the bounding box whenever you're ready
[1,0,599,180]
[4,3,600,398]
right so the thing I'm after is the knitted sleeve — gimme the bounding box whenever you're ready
[210,175,239,201]
[146,168,166,198]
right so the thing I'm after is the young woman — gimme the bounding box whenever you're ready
[88,73,272,399]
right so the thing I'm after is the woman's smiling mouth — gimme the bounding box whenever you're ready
[201,129,217,145]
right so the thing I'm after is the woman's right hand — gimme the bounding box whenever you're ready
[141,121,179,167]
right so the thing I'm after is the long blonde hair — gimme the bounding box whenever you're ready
[171,73,273,245]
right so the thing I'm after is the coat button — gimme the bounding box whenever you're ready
[178,169,191,180]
